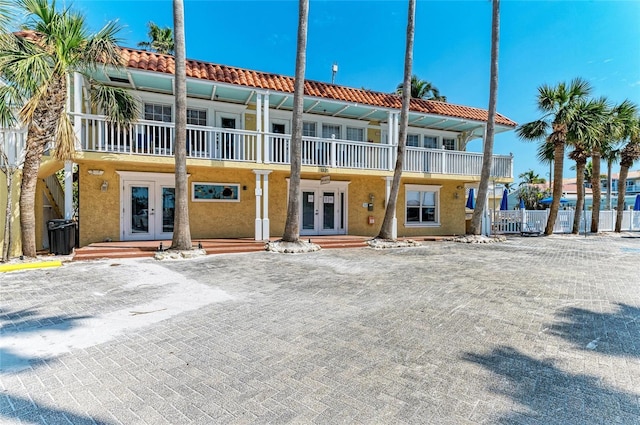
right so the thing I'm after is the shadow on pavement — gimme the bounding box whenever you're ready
[548,303,640,357]
[0,394,113,425]
[463,346,640,424]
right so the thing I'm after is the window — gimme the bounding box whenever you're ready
[405,185,441,226]
[346,127,365,142]
[192,182,240,202]
[443,138,456,150]
[322,124,341,139]
[144,103,172,122]
[272,123,286,134]
[187,108,207,126]
[424,136,438,149]
[303,121,317,137]
[406,134,420,147]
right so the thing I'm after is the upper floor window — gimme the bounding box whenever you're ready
[303,122,317,137]
[406,134,421,147]
[187,108,207,126]
[346,127,365,142]
[443,138,456,150]
[424,136,438,149]
[322,124,341,139]
[144,103,172,122]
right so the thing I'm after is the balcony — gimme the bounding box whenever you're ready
[76,114,512,178]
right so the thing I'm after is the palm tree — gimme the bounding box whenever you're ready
[518,169,545,185]
[516,78,592,235]
[396,75,446,102]
[282,0,308,243]
[377,0,415,240]
[469,0,500,235]
[615,108,639,232]
[138,22,174,55]
[591,100,636,232]
[567,98,607,234]
[0,0,138,257]
[0,0,13,32]
[602,145,620,210]
[170,0,191,250]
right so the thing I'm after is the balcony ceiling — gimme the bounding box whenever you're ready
[93,68,509,138]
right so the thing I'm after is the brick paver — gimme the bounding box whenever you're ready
[1,234,639,424]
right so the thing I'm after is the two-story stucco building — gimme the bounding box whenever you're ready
[1,47,516,253]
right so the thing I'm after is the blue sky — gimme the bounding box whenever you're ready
[70,0,640,182]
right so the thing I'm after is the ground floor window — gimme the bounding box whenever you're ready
[405,184,441,226]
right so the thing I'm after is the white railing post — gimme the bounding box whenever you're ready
[330,137,336,168]
[441,146,446,174]
[64,160,73,220]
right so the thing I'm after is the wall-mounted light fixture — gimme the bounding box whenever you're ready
[101,181,109,192]
[88,169,104,176]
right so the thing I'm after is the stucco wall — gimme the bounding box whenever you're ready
[76,156,468,246]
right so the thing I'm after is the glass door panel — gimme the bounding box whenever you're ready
[322,191,335,230]
[161,187,175,233]
[302,191,316,230]
[131,186,150,234]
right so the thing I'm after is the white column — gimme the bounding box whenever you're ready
[256,93,262,163]
[263,93,270,163]
[384,176,397,240]
[73,72,83,148]
[253,171,262,240]
[262,171,272,240]
[64,160,73,220]
[387,112,394,171]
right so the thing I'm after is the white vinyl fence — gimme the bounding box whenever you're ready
[491,209,640,234]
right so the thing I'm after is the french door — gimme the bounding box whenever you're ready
[300,181,348,236]
[119,172,176,241]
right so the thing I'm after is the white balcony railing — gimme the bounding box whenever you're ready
[0,127,27,168]
[76,114,512,178]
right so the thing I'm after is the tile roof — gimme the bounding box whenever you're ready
[119,47,517,127]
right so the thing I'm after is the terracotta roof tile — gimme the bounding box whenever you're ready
[119,48,517,127]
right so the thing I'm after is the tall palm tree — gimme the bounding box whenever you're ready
[282,0,308,243]
[602,145,620,210]
[518,169,545,185]
[516,78,592,235]
[591,100,635,232]
[567,98,606,234]
[138,22,174,55]
[170,0,191,250]
[378,0,415,240]
[396,75,446,102]
[615,107,639,232]
[0,0,138,257]
[469,0,500,235]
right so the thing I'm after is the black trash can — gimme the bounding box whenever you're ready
[48,219,77,255]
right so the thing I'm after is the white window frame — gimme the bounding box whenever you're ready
[404,184,442,227]
[443,138,456,150]
[346,126,365,142]
[406,133,421,147]
[322,123,341,140]
[144,102,172,123]
[423,135,439,149]
[192,182,241,202]
[186,108,207,126]
[302,121,317,137]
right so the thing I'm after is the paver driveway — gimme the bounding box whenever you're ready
[1,235,639,424]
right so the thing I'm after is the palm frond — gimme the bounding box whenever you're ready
[89,82,139,124]
[0,85,26,126]
[516,119,548,141]
[536,140,554,165]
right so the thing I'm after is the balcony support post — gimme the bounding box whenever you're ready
[253,171,262,240]
[64,161,73,220]
[253,170,272,241]
[264,93,270,164]
[256,93,262,163]
[73,72,83,148]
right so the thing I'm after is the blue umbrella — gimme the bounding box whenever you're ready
[519,198,525,209]
[500,188,509,210]
[466,188,475,209]
[634,194,640,211]
[540,196,569,205]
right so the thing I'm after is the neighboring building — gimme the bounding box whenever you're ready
[1,48,517,252]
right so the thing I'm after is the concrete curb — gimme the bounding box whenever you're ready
[0,260,62,273]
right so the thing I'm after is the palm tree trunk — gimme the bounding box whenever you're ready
[590,148,602,233]
[20,76,67,257]
[378,0,415,240]
[572,160,586,234]
[171,0,192,250]
[470,0,500,235]
[544,138,565,235]
[282,0,308,242]
[615,165,629,232]
[606,159,613,210]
